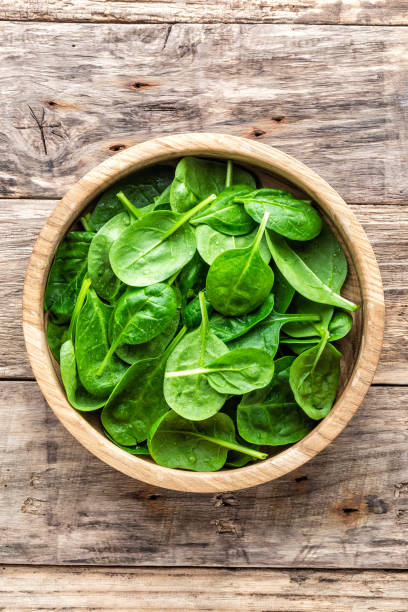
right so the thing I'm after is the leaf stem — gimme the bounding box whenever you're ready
[225,160,233,188]
[80,214,92,231]
[161,194,217,242]
[117,191,142,220]
[178,432,268,460]
[253,211,270,252]
[167,270,180,286]
[165,367,211,378]
[68,277,91,340]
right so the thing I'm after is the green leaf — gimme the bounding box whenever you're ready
[90,165,174,230]
[88,212,132,301]
[237,356,314,445]
[228,310,319,358]
[196,225,270,265]
[75,289,127,397]
[272,264,295,313]
[115,311,180,365]
[209,294,275,342]
[102,327,186,445]
[110,195,215,287]
[60,339,106,411]
[148,411,267,471]
[106,283,177,365]
[190,185,255,235]
[182,290,213,329]
[206,212,274,316]
[46,319,69,362]
[238,188,322,240]
[170,157,256,213]
[164,292,228,420]
[44,231,94,323]
[104,430,150,455]
[266,229,358,312]
[166,348,275,395]
[289,341,341,420]
[177,251,208,302]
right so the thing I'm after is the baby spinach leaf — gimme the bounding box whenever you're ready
[190,185,255,235]
[90,165,174,230]
[206,212,274,316]
[44,231,94,323]
[170,157,256,213]
[166,348,275,395]
[148,411,267,471]
[228,311,319,358]
[102,327,186,446]
[104,430,150,454]
[209,294,275,342]
[266,229,358,312]
[182,290,213,329]
[60,339,107,411]
[104,283,177,371]
[289,340,341,420]
[88,212,132,301]
[178,251,208,302]
[110,195,216,287]
[164,292,229,420]
[46,319,69,362]
[196,225,271,265]
[115,311,180,365]
[327,310,353,340]
[75,289,127,398]
[272,265,295,313]
[238,188,322,241]
[237,355,313,445]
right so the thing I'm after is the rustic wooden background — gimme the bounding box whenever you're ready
[1,1,408,609]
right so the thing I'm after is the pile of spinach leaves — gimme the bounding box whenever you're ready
[45,157,358,472]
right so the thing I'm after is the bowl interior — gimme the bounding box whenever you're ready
[46,155,363,468]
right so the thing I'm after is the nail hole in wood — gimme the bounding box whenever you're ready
[109,144,127,152]
[295,475,308,483]
[250,128,266,138]
[343,508,359,514]
[271,116,286,123]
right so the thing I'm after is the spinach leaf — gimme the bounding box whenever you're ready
[237,356,313,444]
[104,283,177,370]
[209,294,275,342]
[166,347,275,395]
[115,311,180,365]
[170,157,256,213]
[46,319,69,362]
[163,292,229,420]
[148,411,267,471]
[44,231,94,323]
[178,251,208,302]
[104,430,150,455]
[289,340,341,420]
[75,289,127,397]
[327,310,353,340]
[60,339,106,411]
[102,327,186,445]
[272,265,295,313]
[182,290,213,329]
[228,311,319,358]
[90,165,174,230]
[110,195,216,287]
[206,212,274,316]
[196,225,271,265]
[266,229,358,312]
[238,188,322,241]
[88,212,131,301]
[190,185,255,235]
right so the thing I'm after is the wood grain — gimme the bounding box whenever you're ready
[22,133,383,492]
[2,199,403,381]
[1,23,407,202]
[1,566,408,611]
[1,381,407,567]
[1,0,408,25]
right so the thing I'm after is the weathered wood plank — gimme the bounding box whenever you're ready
[1,23,408,202]
[1,566,408,611]
[1,382,407,568]
[1,199,405,382]
[1,0,408,26]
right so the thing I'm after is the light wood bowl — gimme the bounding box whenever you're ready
[23,133,384,493]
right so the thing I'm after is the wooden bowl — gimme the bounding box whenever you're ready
[23,133,384,493]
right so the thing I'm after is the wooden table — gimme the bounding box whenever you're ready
[1,2,408,609]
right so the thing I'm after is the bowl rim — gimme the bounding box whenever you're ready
[22,132,385,493]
